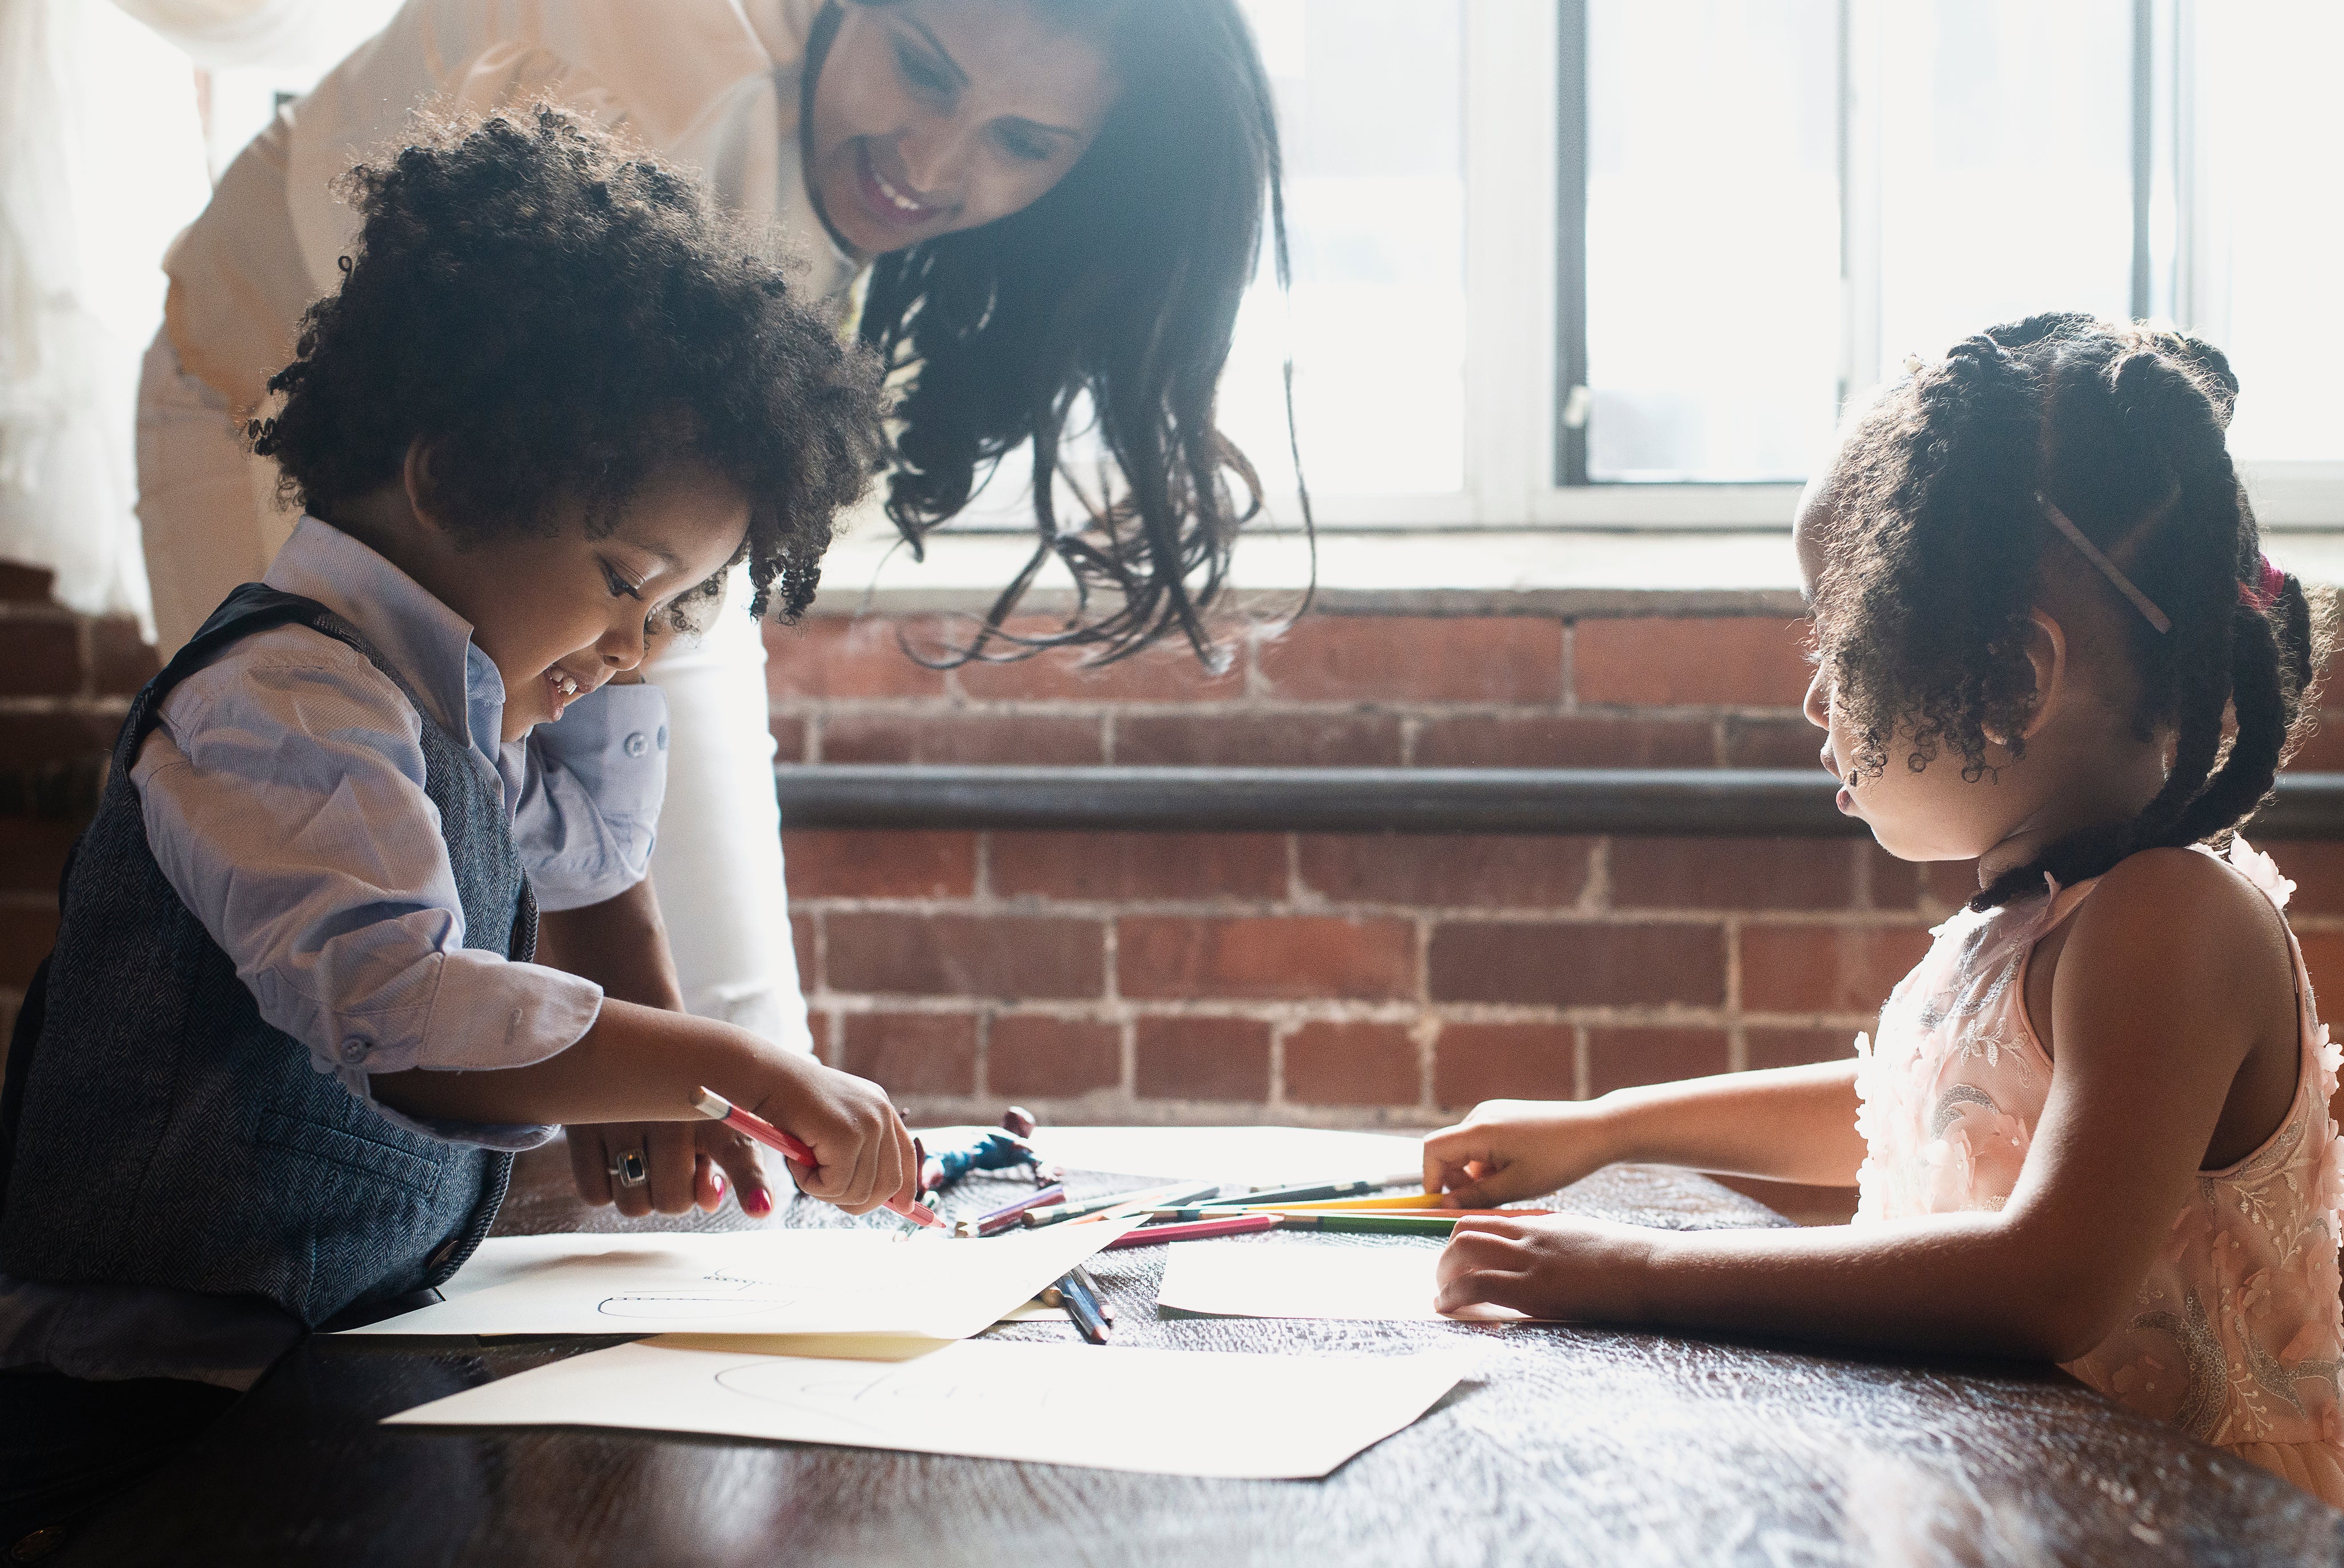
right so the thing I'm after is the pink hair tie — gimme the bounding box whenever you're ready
[2242,555,2286,614]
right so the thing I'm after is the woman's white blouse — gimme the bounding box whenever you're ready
[163,0,852,415]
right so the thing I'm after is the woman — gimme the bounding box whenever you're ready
[136,0,1289,1213]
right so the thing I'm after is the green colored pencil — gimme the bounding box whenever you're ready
[1276,1213,1464,1237]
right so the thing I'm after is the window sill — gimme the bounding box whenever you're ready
[811,519,2344,622]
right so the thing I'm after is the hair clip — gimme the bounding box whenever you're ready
[2038,496,2171,635]
[2240,555,2286,615]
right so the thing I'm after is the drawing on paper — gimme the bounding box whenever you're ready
[596,1268,800,1321]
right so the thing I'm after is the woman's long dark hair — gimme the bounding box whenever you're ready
[803,0,1306,668]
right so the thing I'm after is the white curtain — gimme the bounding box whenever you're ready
[0,1,212,626]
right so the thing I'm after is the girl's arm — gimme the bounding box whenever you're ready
[1423,1059,1866,1206]
[1437,849,2290,1361]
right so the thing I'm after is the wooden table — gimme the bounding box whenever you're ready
[57,1143,2344,1566]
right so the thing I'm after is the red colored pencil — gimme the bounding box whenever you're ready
[1103,1213,1281,1249]
[690,1087,941,1229]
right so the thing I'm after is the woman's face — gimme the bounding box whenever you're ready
[805,0,1119,259]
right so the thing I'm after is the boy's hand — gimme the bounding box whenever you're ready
[567,1119,778,1218]
[1434,1213,1652,1320]
[1422,1098,1618,1208]
[746,1055,920,1218]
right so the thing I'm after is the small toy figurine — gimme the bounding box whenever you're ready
[916,1108,1060,1198]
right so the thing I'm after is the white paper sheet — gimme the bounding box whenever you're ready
[335,1222,1136,1340]
[1004,1124,1426,1187]
[1155,1239,1533,1323]
[383,1336,1474,1479]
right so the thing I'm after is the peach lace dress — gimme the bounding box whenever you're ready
[1853,842,2344,1507]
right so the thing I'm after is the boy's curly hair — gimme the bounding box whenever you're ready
[250,104,884,624]
[1814,313,2331,909]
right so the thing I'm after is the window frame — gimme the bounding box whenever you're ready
[1249,0,2341,536]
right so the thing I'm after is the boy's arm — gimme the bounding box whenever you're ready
[370,998,912,1215]
[1438,850,2280,1361]
[1424,1058,1866,1206]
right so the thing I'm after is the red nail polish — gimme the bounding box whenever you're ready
[743,1187,772,1217]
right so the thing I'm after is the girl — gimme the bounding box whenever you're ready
[0,108,913,1548]
[133,0,1294,1126]
[1425,315,2344,1506]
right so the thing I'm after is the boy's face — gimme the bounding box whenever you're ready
[419,466,753,743]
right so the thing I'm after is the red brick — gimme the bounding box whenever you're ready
[792,914,818,992]
[951,624,1243,703]
[0,620,81,699]
[89,620,158,697]
[1585,1027,1731,1096]
[2,710,124,763]
[809,1009,834,1064]
[2286,716,2344,771]
[782,830,977,899]
[1257,617,1562,704]
[820,712,1104,765]
[2301,933,2344,1024]
[1722,716,1828,769]
[1118,915,1416,1002]
[1745,1027,1859,1071]
[988,1014,1122,1098]
[989,831,1287,902]
[1411,714,1716,769]
[1740,924,1931,1014]
[1432,1023,1577,1108]
[770,714,808,763]
[1428,921,1725,1007]
[1134,1015,1271,1100]
[0,563,57,602]
[0,818,79,894]
[765,617,950,699]
[837,1011,978,1095]
[2265,844,2344,916]
[0,904,60,988]
[1607,839,1858,912]
[1573,616,1812,708]
[824,912,1104,1000]
[1114,712,1403,767]
[1863,845,1926,912]
[1295,834,1592,908]
[1281,1021,1419,1107]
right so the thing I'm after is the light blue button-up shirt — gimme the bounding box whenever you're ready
[132,517,671,1138]
[2,518,672,1386]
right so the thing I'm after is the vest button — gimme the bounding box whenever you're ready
[339,1038,371,1065]
[623,731,650,758]
[655,724,668,751]
[427,1236,459,1270]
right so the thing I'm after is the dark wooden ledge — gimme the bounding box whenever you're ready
[774,766,2344,838]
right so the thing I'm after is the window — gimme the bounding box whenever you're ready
[1219,0,2344,531]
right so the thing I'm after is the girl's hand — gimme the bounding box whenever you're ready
[745,1054,920,1218]
[1422,1098,1620,1207]
[1434,1213,1652,1320]
[567,1119,777,1219]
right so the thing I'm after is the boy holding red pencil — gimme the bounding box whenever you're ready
[0,109,922,1548]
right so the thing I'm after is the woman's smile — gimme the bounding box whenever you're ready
[853,140,948,233]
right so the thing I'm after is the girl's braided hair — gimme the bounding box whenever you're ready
[1812,313,2330,910]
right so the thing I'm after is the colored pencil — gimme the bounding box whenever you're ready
[1054,1268,1111,1343]
[961,1183,1067,1237]
[1230,1178,1391,1206]
[1274,1213,1474,1237]
[1021,1180,1222,1229]
[1159,1203,1550,1222]
[689,1087,941,1229]
[1103,1213,1281,1249]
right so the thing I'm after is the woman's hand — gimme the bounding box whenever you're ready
[1434,1213,1653,1320]
[567,1118,778,1218]
[1422,1098,1621,1207]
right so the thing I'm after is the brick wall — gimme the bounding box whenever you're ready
[9,571,2344,1222]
